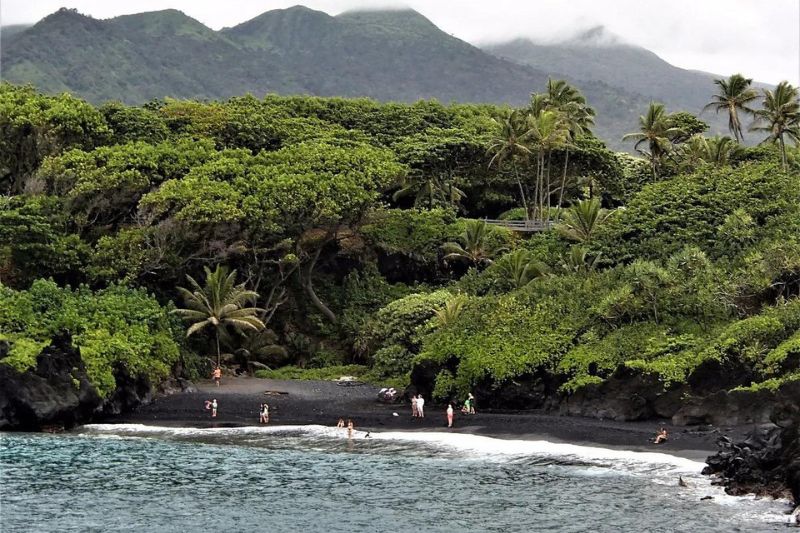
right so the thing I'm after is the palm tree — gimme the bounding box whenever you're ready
[703,74,759,142]
[496,249,551,288]
[527,109,569,222]
[392,173,466,209]
[173,265,265,367]
[442,219,502,268]
[542,79,596,208]
[557,198,616,243]
[705,136,741,167]
[488,110,535,219]
[623,103,683,179]
[226,328,287,372]
[434,295,468,327]
[559,246,601,274]
[680,135,741,171]
[751,81,800,171]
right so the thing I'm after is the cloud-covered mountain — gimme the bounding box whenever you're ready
[1,7,737,148]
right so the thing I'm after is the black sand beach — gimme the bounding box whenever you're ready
[110,377,750,461]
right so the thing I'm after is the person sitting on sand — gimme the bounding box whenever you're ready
[654,427,668,444]
[212,366,222,387]
[336,418,345,428]
[211,398,218,418]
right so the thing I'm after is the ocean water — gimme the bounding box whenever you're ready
[0,425,793,532]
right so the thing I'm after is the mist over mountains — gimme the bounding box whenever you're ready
[1,6,739,148]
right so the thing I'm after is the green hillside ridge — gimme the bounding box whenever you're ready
[484,31,735,139]
[1,82,798,415]
[0,7,766,149]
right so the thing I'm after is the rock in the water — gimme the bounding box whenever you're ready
[703,399,800,504]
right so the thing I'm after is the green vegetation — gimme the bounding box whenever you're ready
[1,79,798,407]
[0,280,180,396]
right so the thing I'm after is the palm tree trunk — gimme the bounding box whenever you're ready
[779,134,788,171]
[513,162,529,220]
[558,148,570,209]
[546,149,553,223]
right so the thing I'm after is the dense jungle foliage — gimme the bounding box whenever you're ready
[1,79,798,402]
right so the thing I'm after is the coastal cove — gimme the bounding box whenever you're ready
[2,6,800,529]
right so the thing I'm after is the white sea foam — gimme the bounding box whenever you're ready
[77,422,793,524]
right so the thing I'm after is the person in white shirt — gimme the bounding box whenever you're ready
[417,395,425,418]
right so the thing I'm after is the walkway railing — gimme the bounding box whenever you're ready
[483,219,554,232]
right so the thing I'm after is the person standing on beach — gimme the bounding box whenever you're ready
[411,394,419,417]
[262,403,270,424]
[417,395,425,418]
[446,403,454,428]
[212,366,221,387]
[467,393,476,414]
[211,398,218,418]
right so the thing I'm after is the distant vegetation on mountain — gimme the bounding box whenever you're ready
[0,7,750,148]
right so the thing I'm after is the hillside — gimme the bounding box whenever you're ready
[1,7,755,147]
[484,29,733,137]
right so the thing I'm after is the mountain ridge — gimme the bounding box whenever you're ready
[1,7,740,147]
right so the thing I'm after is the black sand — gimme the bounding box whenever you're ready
[109,377,750,461]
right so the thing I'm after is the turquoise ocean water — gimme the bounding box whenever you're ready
[0,425,793,532]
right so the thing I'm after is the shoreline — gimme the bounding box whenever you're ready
[105,377,752,463]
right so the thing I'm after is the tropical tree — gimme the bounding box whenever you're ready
[543,79,596,207]
[623,103,684,178]
[442,219,502,267]
[703,74,759,142]
[559,246,601,274]
[751,81,800,171]
[392,173,465,209]
[527,109,569,221]
[488,110,535,218]
[496,249,551,288]
[557,198,616,243]
[679,135,741,171]
[224,328,287,372]
[173,265,265,367]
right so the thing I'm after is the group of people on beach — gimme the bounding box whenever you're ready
[412,392,476,428]
[204,398,218,417]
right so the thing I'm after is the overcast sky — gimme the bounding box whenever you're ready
[2,0,798,84]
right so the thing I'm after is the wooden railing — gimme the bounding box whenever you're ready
[483,219,554,232]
